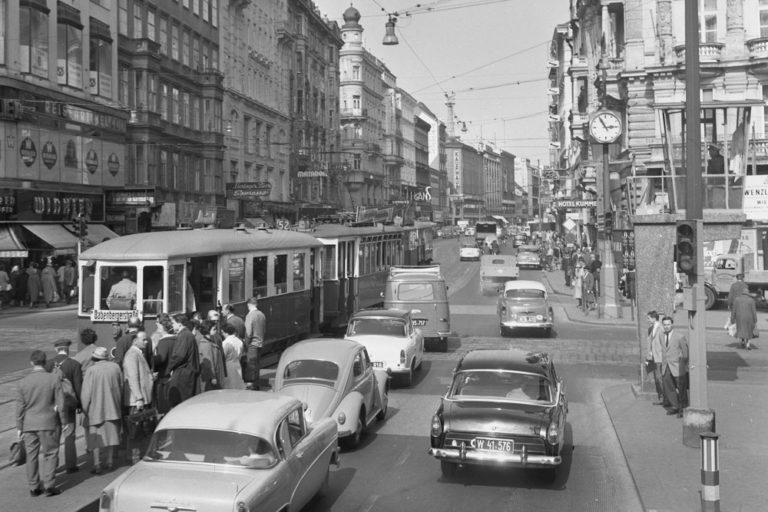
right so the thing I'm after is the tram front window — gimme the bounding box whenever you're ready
[253,256,267,298]
[275,254,287,294]
[293,253,305,291]
[102,266,138,310]
[142,266,164,315]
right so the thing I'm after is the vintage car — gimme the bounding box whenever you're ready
[497,280,554,337]
[428,350,568,481]
[345,308,424,386]
[513,233,528,248]
[98,391,339,512]
[460,243,482,261]
[480,254,519,295]
[274,338,389,449]
[516,244,541,269]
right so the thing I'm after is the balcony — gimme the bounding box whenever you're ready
[276,21,295,41]
[340,108,367,120]
[673,42,724,64]
[747,37,768,59]
[123,37,161,56]
[366,142,380,154]
[607,57,624,71]
[383,153,404,165]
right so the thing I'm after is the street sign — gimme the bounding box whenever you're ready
[552,199,596,209]
[226,181,272,198]
[562,218,577,231]
[542,169,560,180]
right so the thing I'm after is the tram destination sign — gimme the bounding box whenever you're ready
[552,199,597,209]
[226,182,272,199]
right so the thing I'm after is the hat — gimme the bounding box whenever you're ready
[53,338,72,348]
[92,347,109,360]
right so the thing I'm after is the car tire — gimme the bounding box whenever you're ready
[403,365,414,387]
[541,466,558,483]
[441,460,458,478]
[704,285,716,310]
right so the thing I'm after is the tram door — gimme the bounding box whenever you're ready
[310,247,321,333]
[188,256,217,314]
[337,241,349,322]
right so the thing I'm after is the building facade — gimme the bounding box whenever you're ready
[480,143,503,218]
[500,149,516,220]
[446,138,483,222]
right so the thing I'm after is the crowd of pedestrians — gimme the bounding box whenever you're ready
[0,258,78,310]
[14,296,267,496]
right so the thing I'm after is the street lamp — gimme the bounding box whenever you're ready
[383,15,399,45]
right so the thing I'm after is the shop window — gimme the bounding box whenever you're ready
[142,265,164,315]
[274,254,287,294]
[252,256,268,298]
[293,252,305,291]
[57,21,83,89]
[229,258,245,303]
[20,2,49,77]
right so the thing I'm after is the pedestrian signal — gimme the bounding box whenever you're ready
[675,220,696,281]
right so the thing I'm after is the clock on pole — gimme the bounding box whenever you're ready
[588,110,622,144]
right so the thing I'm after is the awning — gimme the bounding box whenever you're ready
[22,224,78,255]
[0,225,28,258]
[491,215,509,224]
[83,224,119,247]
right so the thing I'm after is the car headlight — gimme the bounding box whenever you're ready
[547,423,559,444]
[337,412,346,425]
[536,314,544,321]
[99,489,114,512]
[430,414,443,437]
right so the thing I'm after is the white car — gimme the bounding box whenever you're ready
[460,244,481,261]
[345,308,424,386]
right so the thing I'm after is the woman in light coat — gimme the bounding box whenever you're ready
[40,261,58,306]
[220,323,246,390]
[81,347,123,474]
[572,265,584,307]
[122,332,154,464]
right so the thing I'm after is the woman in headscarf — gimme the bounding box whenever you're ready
[26,262,42,308]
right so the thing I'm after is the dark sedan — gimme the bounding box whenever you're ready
[428,350,567,481]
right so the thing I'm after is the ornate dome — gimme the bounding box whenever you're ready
[343,4,361,24]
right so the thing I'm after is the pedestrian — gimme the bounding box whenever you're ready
[58,260,77,304]
[244,297,266,390]
[0,263,10,310]
[122,330,153,464]
[74,328,100,374]
[40,260,58,307]
[573,264,584,308]
[731,288,757,351]
[644,311,666,406]
[113,316,141,367]
[45,338,82,474]
[80,346,123,474]
[562,253,572,288]
[12,264,27,307]
[727,273,749,312]
[107,270,137,310]
[582,267,596,313]
[220,323,246,390]
[589,252,602,298]
[27,262,42,308]
[167,314,201,407]
[659,316,689,417]
[151,314,176,415]
[223,303,246,340]
[15,350,67,497]
[197,319,226,391]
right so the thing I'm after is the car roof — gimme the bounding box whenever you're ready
[519,245,539,251]
[503,280,546,292]
[281,337,362,363]
[157,390,298,437]
[352,308,409,320]
[456,349,552,377]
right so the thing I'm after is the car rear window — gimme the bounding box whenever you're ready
[350,318,407,337]
[505,289,545,299]
[146,429,276,467]
[397,283,434,301]
[283,359,339,382]
[450,371,552,402]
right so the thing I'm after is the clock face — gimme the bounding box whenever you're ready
[589,111,622,144]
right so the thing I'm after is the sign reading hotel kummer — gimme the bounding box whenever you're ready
[743,175,768,221]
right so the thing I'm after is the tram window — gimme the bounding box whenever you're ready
[362,244,370,275]
[102,266,138,310]
[80,264,96,313]
[322,246,335,279]
[274,254,287,294]
[142,266,164,315]
[293,252,306,291]
[168,264,185,313]
[252,256,268,298]
[229,258,245,302]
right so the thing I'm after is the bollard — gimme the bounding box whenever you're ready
[700,432,720,512]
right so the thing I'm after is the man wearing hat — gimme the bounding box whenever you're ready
[113,316,142,368]
[45,338,82,473]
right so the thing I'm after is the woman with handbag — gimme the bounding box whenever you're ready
[731,289,758,351]
[123,332,154,464]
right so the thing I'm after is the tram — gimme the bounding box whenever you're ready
[76,226,324,362]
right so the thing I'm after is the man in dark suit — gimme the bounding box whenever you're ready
[45,338,83,473]
[16,350,67,496]
[659,316,689,417]
[113,316,142,367]
[224,304,246,340]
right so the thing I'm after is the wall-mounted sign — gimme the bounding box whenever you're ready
[0,188,104,222]
[297,170,328,178]
[413,186,432,202]
[226,181,272,198]
[743,175,768,221]
[85,149,99,174]
[106,190,155,206]
[20,137,36,166]
[552,199,597,209]
[41,141,57,169]
[107,153,120,176]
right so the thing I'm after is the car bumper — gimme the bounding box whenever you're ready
[517,262,540,269]
[501,320,553,329]
[429,447,561,467]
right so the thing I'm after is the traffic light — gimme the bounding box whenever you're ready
[71,215,81,238]
[604,211,613,236]
[675,220,696,281]
[79,216,88,238]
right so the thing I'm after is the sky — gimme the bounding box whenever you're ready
[316,0,570,166]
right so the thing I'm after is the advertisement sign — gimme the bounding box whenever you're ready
[226,181,272,198]
[356,206,393,224]
[552,199,597,209]
[0,188,104,222]
[742,175,768,221]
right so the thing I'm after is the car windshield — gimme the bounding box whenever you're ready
[145,429,277,468]
[449,370,553,403]
[505,289,545,299]
[349,318,407,337]
[283,359,339,383]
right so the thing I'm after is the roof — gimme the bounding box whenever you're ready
[389,265,443,280]
[80,228,322,261]
[281,337,361,364]
[456,349,551,376]
[503,280,547,293]
[157,391,299,437]
[312,224,405,241]
[351,308,409,320]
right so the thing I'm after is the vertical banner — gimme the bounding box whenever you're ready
[18,124,41,181]
[61,134,81,184]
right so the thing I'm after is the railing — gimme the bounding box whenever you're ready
[674,42,724,63]
[626,174,743,213]
[746,37,768,59]
[340,108,367,118]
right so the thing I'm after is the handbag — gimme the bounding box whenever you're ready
[9,440,26,466]
[725,320,737,338]
[125,408,159,441]
[753,326,759,338]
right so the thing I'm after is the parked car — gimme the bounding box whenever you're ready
[516,244,541,269]
[274,338,389,449]
[497,280,554,337]
[345,308,424,386]
[98,391,339,512]
[428,350,568,481]
[460,243,482,261]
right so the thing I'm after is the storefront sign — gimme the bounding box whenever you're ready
[85,149,99,174]
[297,170,328,178]
[20,137,36,166]
[226,181,272,198]
[552,199,597,209]
[41,141,57,169]
[107,153,120,176]
[106,190,155,206]
[0,189,104,222]
[356,206,393,224]
[91,310,141,323]
[743,175,768,221]
[413,186,432,202]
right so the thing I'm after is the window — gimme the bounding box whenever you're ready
[118,0,128,35]
[182,30,189,66]
[252,256,268,298]
[183,0,190,9]
[274,254,287,294]
[160,83,168,120]
[0,0,5,65]
[191,96,199,130]
[265,125,272,157]
[172,87,180,124]
[20,3,49,77]
[159,150,167,185]
[168,263,185,313]
[192,37,199,70]
[700,0,717,43]
[352,95,360,110]
[172,152,179,188]
[146,429,276,467]
[141,265,164,315]
[229,258,245,302]
[57,14,83,89]
[761,0,768,38]
[182,92,190,128]
[133,2,143,39]
[193,0,199,16]
[763,85,768,136]
[293,252,306,291]
[148,73,157,112]
[118,66,129,105]
[211,0,218,27]
[99,265,138,310]
[159,16,167,55]
[171,23,179,60]
[353,153,361,170]
[89,34,113,98]
[202,0,209,22]
[352,65,360,80]
[147,9,155,41]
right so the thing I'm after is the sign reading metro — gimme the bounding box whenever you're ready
[552,199,597,209]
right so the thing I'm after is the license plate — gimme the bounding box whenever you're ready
[413,319,428,326]
[471,437,514,452]
[372,361,384,368]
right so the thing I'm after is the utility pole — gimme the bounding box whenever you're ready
[682,0,715,446]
